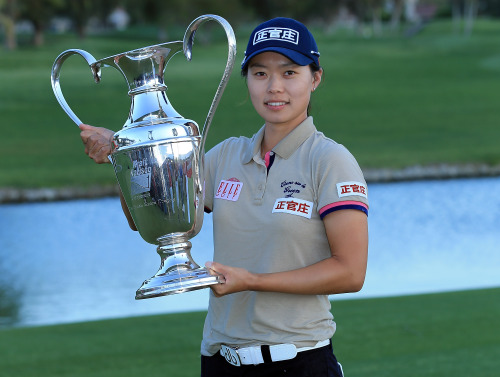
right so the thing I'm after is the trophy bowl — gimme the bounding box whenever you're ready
[112,131,213,299]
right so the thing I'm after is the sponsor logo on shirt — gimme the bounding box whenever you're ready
[215,179,243,201]
[272,198,313,219]
[281,180,306,198]
[336,181,368,199]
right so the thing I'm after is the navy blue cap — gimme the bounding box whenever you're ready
[241,17,320,70]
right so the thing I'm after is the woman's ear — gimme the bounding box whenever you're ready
[313,68,323,89]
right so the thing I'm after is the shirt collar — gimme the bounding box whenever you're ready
[243,117,316,164]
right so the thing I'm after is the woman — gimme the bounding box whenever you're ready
[80,17,368,377]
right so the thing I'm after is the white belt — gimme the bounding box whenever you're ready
[220,339,330,366]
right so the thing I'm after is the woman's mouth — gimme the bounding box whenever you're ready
[265,101,287,109]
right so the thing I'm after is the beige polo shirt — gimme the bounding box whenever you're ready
[201,117,368,356]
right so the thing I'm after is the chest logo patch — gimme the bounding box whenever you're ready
[215,179,243,201]
[281,180,306,197]
[272,198,313,219]
[337,181,368,199]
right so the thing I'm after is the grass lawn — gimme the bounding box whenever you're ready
[0,288,498,376]
[0,19,499,188]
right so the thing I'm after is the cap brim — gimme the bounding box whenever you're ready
[241,47,315,69]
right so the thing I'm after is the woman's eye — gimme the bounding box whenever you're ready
[284,70,296,76]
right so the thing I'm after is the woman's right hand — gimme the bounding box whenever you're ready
[79,124,115,164]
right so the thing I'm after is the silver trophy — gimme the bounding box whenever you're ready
[51,15,236,299]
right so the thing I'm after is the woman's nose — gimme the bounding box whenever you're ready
[267,75,283,93]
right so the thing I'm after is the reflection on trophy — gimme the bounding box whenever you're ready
[51,15,236,299]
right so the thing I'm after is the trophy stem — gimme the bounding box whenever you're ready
[157,239,200,273]
[135,238,219,299]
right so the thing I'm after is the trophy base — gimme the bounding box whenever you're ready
[135,239,219,300]
[135,267,219,299]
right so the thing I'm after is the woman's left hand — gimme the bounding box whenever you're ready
[205,261,255,297]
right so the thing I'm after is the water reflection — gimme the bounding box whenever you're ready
[365,177,500,296]
[0,177,499,328]
[0,285,21,327]
[0,197,215,328]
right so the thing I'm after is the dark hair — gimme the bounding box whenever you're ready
[307,63,322,116]
[241,63,322,115]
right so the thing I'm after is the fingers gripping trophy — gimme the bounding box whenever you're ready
[51,15,236,299]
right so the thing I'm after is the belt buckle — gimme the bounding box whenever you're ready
[220,345,241,367]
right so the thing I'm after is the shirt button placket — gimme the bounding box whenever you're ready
[254,164,267,203]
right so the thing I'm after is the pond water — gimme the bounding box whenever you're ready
[1,177,499,328]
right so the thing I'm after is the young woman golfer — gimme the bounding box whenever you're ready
[80,17,369,377]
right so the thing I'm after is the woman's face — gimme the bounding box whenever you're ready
[246,51,322,130]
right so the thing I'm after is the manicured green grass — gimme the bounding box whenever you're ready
[332,288,500,376]
[1,288,498,376]
[1,19,499,188]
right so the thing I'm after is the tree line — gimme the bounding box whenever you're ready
[1,0,499,49]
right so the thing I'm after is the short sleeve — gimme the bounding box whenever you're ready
[203,139,236,212]
[203,145,220,212]
[314,142,369,219]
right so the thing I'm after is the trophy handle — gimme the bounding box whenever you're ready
[51,49,101,126]
[183,15,237,156]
